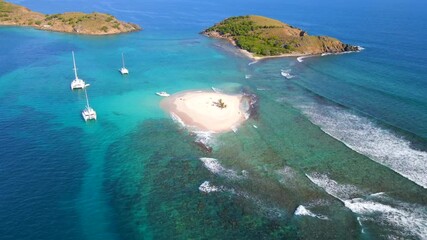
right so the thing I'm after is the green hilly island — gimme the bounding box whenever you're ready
[0,0,140,35]
[204,15,359,58]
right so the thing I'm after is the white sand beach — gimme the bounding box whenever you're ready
[161,91,248,133]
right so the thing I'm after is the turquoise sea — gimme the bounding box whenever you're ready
[0,0,426,239]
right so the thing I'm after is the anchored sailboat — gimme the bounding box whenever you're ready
[82,87,97,121]
[119,53,129,75]
[70,51,86,90]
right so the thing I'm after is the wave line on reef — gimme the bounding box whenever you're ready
[199,157,246,180]
[294,100,427,188]
[306,173,427,239]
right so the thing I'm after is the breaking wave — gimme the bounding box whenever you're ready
[170,112,186,128]
[295,101,427,188]
[199,157,246,179]
[306,173,427,239]
[294,205,329,220]
[199,181,222,193]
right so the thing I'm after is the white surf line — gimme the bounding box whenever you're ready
[170,112,186,128]
[198,180,285,219]
[294,205,329,220]
[199,181,222,193]
[306,173,427,239]
[296,102,427,189]
[193,130,216,146]
[199,157,246,180]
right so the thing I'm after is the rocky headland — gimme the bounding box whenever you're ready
[203,15,360,60]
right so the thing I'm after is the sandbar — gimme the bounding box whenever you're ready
[161,91,248,133]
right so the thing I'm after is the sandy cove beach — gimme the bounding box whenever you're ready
[161,91,248,133]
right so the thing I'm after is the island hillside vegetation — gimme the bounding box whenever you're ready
[0,0,140,35]
[204,15,358,57]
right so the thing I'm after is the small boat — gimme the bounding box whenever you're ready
[156,91,170,97]
[281,69,294,79]
[70,51,86,90]
[82,87,97,121]
[119,53,129,75]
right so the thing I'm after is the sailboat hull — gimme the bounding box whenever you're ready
[82,107,97,121]
[120,68,129,75]
[71,79,86,89]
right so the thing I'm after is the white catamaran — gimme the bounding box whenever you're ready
[82,87,97,121]
[119,53,129,75]
[70,51,87,90]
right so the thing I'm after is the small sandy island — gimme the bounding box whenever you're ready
[161,91,249,133]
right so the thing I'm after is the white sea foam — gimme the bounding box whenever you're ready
[199,157,243,179]
[306,173,427,239]
[294,205,329,220]
[199,180,286,219]
[248,60,258,66]
[236,190,286,219]
[343,199,427,239]
[170,112,185,128]
[276,166,299,185]
[231,126,238,133]
[243,112,250,120]
[211,87,222,93]
[245,74,251,79]
[357,217,366,233]
[193,131,215,146]
[297,102,427,188]
[306,173,363,199]
[199,181,221,193]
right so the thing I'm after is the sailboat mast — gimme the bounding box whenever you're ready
[122,53,125,68]
[84,88,90,108]
[72,51,79,79]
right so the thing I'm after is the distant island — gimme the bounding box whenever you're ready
[0,0,140,35]
[203,15,360,60]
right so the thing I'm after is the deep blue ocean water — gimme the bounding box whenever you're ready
[0,0,426,239]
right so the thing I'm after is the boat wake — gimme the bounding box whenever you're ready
[248,60,258,66]
[306,173,427,239]
[295,101,427,188]
[296,56,307,62]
